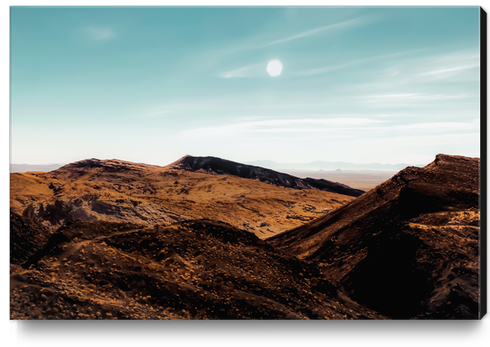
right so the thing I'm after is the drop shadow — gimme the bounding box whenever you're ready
[15,318,484,342]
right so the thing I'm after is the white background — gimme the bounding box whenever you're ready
[2,1,489,346]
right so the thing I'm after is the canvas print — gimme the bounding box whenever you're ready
[10,6,485,320]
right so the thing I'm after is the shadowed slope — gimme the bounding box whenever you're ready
[10,209,52,265]
[10,220,383,320]
[268,154,480,319]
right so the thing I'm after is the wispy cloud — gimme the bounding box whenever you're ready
[293,61,355,77]
[370,93,420,98]
[85,26,116,41]
[390,50,480,83]
[263,16,373,48]
[341,49,480,99]
[182,117,478,139]
[224,15,377,55]
[183,118,386,137]
[221,63,266,79]
[220,49,420,80]
[362,93,470,101]
[388,119,479,133]
[291,49,427,78]
[418,64,479,77]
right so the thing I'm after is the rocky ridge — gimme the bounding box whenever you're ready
[268,154,481,319]
[174,155,364,197]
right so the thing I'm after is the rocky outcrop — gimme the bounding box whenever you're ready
[22,197,188,228]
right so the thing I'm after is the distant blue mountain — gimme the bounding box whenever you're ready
[10,163,63,173]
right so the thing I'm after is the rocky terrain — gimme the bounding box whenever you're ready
[10,217,383,320]
[11,157,358,239]
[10,153,482,320]
[268,154,481,319]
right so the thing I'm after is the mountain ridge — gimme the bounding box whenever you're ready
[268,153,480,319]
[173,155,364,197]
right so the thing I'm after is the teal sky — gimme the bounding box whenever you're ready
[10,6,481,166]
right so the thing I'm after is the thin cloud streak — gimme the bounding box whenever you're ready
[224,15,378,55]
[418,64,480,76]
[340,49,480,96]
[361,93,471,101]
[183,118,385,136]
[264,16,373,48]
[220,49,424,80]
[290,49,428,78]
[183,118,478,138]
[221,63,266,79]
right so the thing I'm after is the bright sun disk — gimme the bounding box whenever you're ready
[267,59,283,77]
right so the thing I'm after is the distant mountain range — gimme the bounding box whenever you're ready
[10,160,418,173]
[10,163,63,173]
[245,160,421,171]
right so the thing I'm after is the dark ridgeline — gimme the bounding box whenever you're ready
[268,154,481,319]
[174,155,364,197]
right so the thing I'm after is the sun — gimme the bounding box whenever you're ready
[266,59,283,77]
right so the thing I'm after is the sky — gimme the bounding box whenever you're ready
[10,6,481,166]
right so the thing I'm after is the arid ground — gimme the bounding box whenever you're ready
[10,154,482,319]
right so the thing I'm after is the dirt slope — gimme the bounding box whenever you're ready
[268,154,481,319]
[10,219,383,320]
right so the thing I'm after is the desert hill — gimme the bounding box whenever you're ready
[10,217,383,319]
[268,154,481,319]
[174,155,364,197]
[10,157,358,239]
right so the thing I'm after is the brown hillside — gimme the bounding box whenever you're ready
[10,158,354,239]
[10,219,383,320]
[268,154,481,319]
